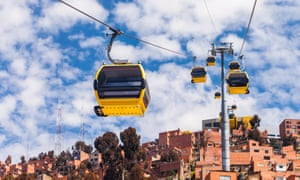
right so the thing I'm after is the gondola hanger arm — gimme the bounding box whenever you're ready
[106,29,129,64]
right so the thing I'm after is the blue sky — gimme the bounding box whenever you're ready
[1,0,300,163]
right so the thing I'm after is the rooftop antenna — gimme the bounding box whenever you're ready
[80,97,85,143]
[26,133,30,161]
[55,100,63,156]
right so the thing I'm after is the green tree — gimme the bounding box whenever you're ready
[136,147,146,162]
[120,127,140,161]
[20,155,26,164]
[84,172,98,179]
[270,139,282,151]
[74,141,93,154]
[250,114,261,129]
[78,161,87,177]
[282,135,297,150]
[94,132,123,180]
[105,164,123,180]
[15,174,36,180]
[38,152,46,160]
[94,132,120,163]
[55,150,73,176]
[248,129,262,144]
[128,164,145,180]
[48,150,54,159]
[5,155,12,166]
[161,149,179,162]
[2,174,13,180]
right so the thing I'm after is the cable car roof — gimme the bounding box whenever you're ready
[207,56,216,62]
[191,67,207,76]
[229,61,240,70]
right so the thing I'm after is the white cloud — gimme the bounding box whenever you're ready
[0,1,35,57]
[0,95,17,120]
[79,37,103,49]
[0,0,300,164]
[37,0,108,33]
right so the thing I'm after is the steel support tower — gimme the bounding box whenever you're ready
[213,42,233,171]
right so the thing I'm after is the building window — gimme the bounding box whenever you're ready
[252,143,257,146]
[274,177,286,180]
[220,176,231,180]
[205,123,212,128]
[286,121,291,124]
[265,150,269,154]
[258,163,264,167]
[213,122,220,127]
[254,149,259,153]
[264,156,270,160]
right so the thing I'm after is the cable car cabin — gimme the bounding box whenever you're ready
[93,63,151,116]
[220,115,259,130]
[206,56,216,66]
[229,61,240,72]
[191,66,207,83]
[231,104,237,110]
[226,70,249,94]
[214,91,221,99]
[219,114,238,130]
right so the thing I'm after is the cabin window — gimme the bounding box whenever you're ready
[227,73,248,87]
[97,66,144,98]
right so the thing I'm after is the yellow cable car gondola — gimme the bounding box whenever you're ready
[226,70,249,94]
[220,115,259,130]
[219,113,238,130]
[231,104,237,110]
[191,66,207,83]
[93,29,150,116]
[93,63,150,116]
[229,61,240,72]
[214,91,221,99]
[206,56,216,66]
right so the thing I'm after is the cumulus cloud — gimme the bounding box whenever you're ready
[0,0,300,164]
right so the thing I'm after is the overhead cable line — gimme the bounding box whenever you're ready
[203,0,218,38]
[59,0,115,31]
[59,0,187,58]
[238,0,258,58]
[122,33,187,57]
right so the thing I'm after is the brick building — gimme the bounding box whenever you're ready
[158,128,195,163]
[279,119,300,139]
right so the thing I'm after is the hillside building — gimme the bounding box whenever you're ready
[279,119,300,140]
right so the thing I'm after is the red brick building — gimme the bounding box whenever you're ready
[279,119,300,139]
[158,128,195,164]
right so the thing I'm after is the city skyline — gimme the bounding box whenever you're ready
[0,0,299,163]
